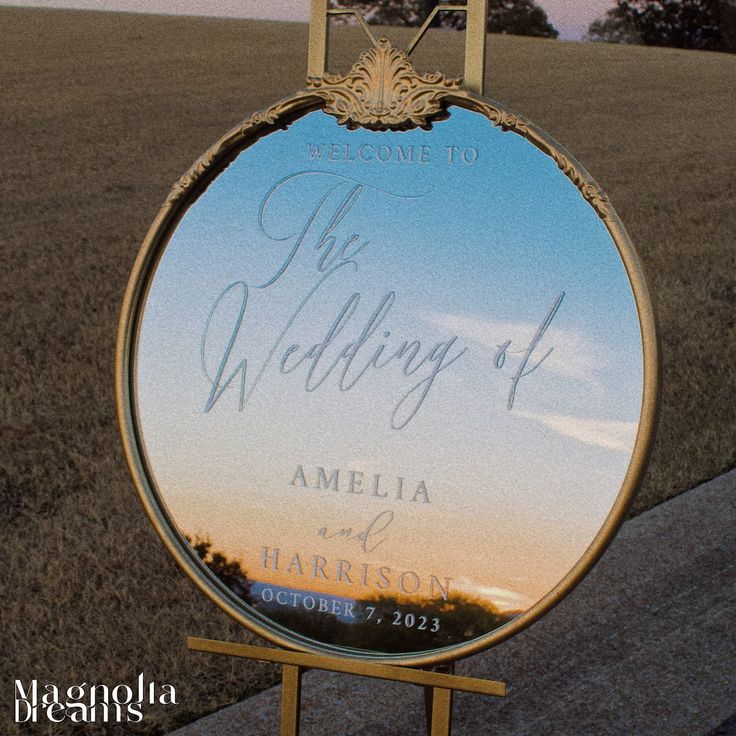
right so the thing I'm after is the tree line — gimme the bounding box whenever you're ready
[185,535,517,652]
[588,0,736,52]
[332,0,559,38]
[330,0,736,52]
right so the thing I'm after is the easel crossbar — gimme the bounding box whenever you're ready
[308,0,489,94]
[187,637,506,697]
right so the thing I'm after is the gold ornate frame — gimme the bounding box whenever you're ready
[116,34,659,668]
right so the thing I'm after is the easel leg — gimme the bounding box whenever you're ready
[280,664,303,736]
[424,686,453,736]
[424,686,434,733]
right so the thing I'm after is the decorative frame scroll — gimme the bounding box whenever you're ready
[117,39,659,668]
[306,38,463,130]
[164,39,614,220]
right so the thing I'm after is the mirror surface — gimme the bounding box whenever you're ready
[133,107,644,656]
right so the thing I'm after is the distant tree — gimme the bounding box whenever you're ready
[335,0,424,26]
[186,535,253,602]
[485,0,559,37]
[587,0,736,52]
[331,0,559,38]
[722,0,736,47]
[587,14,642,44]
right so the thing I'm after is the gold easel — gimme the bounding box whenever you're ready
[308,0,489,95]
[187,4,506,734]
[188,637,505,736]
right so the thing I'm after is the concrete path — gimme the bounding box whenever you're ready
[172,470,736,736]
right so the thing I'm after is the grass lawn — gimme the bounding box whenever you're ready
[1,7,734,734]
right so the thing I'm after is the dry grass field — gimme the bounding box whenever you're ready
[1,6,734,734]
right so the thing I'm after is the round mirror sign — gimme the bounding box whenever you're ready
[117,47,657,666]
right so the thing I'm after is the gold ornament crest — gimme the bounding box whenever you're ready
[307,38,461,130]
